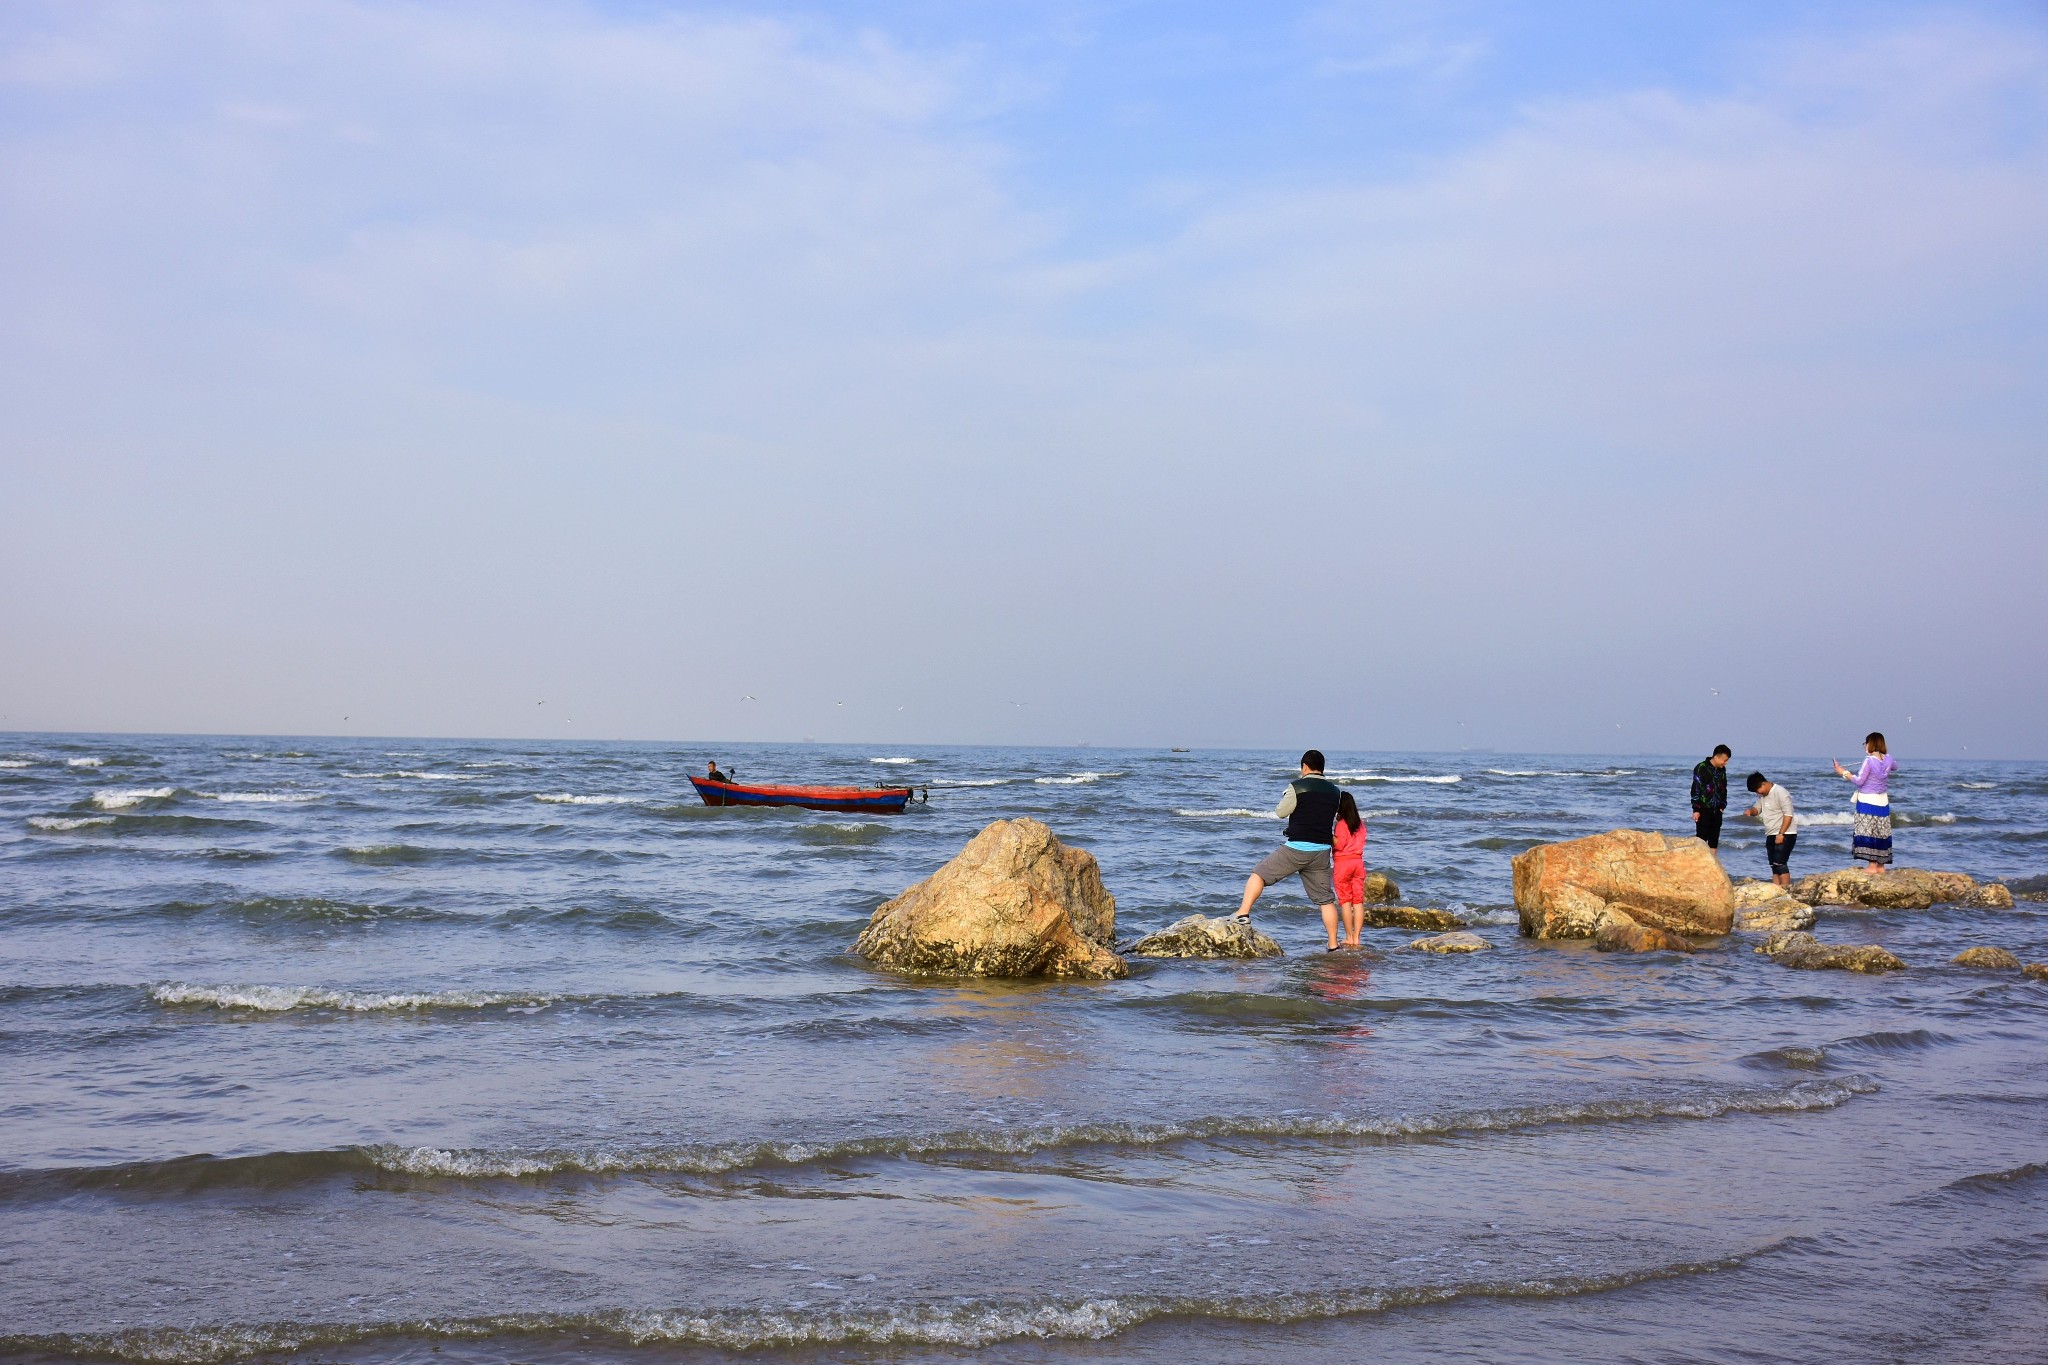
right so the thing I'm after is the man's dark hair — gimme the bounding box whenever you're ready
[1746,771,1768,792]
[1712,744,1732,758]
[1301,749,1326,773]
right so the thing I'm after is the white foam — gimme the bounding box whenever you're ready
[28,815,114,830]
[1956,781,1996,790]
[463,760,526,768]
[202,791,323,803]
[66,756,104,767]
[535,793,640,805]
[870,757,918,765]
[1034,771,1123,786]
[1484,768,1633,779]
[150,983,555,1012]
[929,778,1012,787]
[90,786,176,809]
[1328,770,1460,785]
[0,759,32,768]
[1176,808,1272,819]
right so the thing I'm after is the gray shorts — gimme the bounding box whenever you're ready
[1253,844,1334,906]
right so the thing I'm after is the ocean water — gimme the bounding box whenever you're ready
[2,734,2045,1364]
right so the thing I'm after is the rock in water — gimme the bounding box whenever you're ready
[1952,946,2021,970]
[1732,882,1816,933]
[1791,869,2013,910]
[1411,931,1490,953]
[2026,964,2048,981]
[1512,830,1733,941]
[1129,915,1283,959]
[1362,872,1401,904]
[1593,908,1694,953]
[1755,931,1906,974]
[853,819,1126,979]
[1358,905,1462,930]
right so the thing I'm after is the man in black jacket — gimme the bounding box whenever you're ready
[1691,745,1731,850]
[1234,749,1344,949]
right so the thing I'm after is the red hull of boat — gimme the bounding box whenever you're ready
[688,776,914,813]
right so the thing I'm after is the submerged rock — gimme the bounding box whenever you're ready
[853,818,1126,979]
[1512,829,1733,941]
[1129,915,1283,960]
[1411,931,1490,954]
[1592,908,1694,953]
[1791,868,2013,910]
[1952,946,2021,970]
[1755,931,1906,974]
[1732,882,1816,933]
[1358,905,1462,931]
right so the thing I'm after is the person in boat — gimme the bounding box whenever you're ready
[705,760,731,784]
[1233,749,1343,951]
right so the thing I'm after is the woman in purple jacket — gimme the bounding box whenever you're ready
[1833,732,1898,872]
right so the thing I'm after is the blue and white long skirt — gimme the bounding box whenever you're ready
[1852,791,1894,865]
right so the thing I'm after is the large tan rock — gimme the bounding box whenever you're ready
[1952,946,2020,970]
[853,819,1125,979]
[1512,830,1733,941]
[1755,931,1906,974]
[1791,868,2013,910]
[1129,915,1282,959]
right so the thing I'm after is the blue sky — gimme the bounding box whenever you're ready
[2,1,2045,755]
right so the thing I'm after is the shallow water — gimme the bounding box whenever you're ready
[1,735,2044,1363]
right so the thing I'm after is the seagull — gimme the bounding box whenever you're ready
[1711,688,1720,696]
[740,695,757,702]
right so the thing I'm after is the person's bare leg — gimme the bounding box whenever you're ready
[1321,902,1340,949]
[1236,875,1266,920]
[1867,861,1884,873]
[1342,902,1363,947]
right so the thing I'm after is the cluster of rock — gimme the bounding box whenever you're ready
[853,819,2044,983]
[1790,868,2013,910]
[1511,830,1731,952]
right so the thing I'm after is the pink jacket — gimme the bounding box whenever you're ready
[1332,818,1367,861]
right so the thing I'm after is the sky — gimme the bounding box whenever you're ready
[2,0,2045,756]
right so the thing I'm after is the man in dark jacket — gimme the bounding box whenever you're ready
[1234,749,1344,949]
[1691,745,1731,850]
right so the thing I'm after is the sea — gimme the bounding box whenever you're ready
[2,734,2045,1364]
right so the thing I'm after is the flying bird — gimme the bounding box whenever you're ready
[740,695,757,702]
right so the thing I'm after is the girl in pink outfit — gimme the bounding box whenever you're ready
[1331,791,1369,949]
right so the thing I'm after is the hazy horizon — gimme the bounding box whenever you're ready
[5,2,2044,757]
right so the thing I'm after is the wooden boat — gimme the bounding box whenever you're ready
[688,775,923,813]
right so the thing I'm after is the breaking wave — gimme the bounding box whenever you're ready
[340,770,474,781]
[91,787,177,809]
[28,815,114,831]
[200,792,322,804]
[0,1245,1787,1360]
[534,793,640,805]
[349,1078,1883,1180]
[870,757,918,764]
[1329,771,1461,785]
[929,778,1012,787]
[1175,808,1271,819]
[148,983,567,1012]
[66,756,105,767]
[1033,772,1124,785]
[0,758,32,768]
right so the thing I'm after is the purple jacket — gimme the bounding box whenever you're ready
[1851,754,1897,795]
